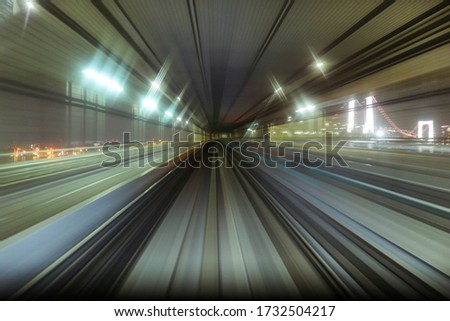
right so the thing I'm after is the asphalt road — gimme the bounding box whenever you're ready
[0,141,448,299]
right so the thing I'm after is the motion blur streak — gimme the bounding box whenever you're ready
[0,142,448,300]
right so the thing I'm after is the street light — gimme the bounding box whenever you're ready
[296,105,315,113]
[142,98,157,111]
[83,69,123,93]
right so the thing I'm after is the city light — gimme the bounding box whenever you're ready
[83,69,123,92]
[142,98,157,111]
[275,87,283,93]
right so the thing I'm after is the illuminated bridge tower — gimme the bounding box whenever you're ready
[346,96,375,135]
[363,96,375,134]
[346,99,356,133]
[418,120,434,140]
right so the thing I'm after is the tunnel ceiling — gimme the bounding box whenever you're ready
[1,0,448,132]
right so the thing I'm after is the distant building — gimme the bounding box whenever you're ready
[440,125,450,139]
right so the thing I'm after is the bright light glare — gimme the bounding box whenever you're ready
[142,98,157,111]
[151,81,160,91]
[275,87,282,93]
[26,1,34,9]
[185,120,189,124]
[176,116,182,121]
[376,130,384,137]
[296,105,315,113]
[316,61,324,68]
[165,111,173,117]
[83,69,123,92]
[83,69,95,77]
